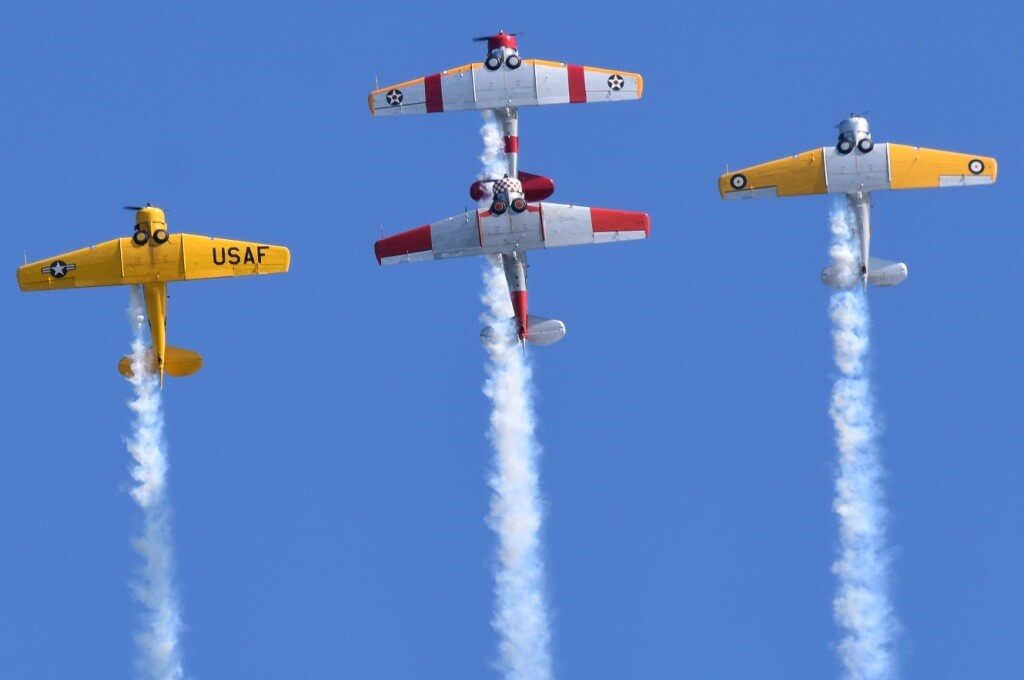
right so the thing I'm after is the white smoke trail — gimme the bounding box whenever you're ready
[126,287,184,680]
[828,208,897,679]
[478,111,508,198]
[479,113,553,680]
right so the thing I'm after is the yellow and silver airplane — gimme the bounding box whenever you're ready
[719,116,997,289]
[17,205,290,385]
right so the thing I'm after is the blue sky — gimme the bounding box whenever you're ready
[1,1,1021,677]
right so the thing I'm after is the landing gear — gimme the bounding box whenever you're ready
[836,138,854,155]
[857,138,874,153]
[485,54,503,71]
[491,200,507,215]
[505,54,521,69]
[132,229,150,245]
[152,229,169,244]
[511,197,527,213]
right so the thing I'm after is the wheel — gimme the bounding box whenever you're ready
[491,200,507,215]
[968,159,985,175]
[132,229,150,245]
[152,229,169,244]
[857,138,874,153]
[505,54,521,69]
[836,138,854,155]
[485,54,503,71]
[730,173,747,190]
[511,197,527,212]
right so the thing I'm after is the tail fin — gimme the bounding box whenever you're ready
[118,346,204,380]
[480,315,566,347]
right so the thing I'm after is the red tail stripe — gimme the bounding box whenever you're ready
[590,208,651,236]
[374,225,432,263]
[511,290,528,338]
[424,74,443,113]
[567,65,587,103]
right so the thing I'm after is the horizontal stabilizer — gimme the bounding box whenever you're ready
[525,316,566,346]
[118,346,204,379]
[820,264,858,290]
[821,258,908,289]
[867,257,908,287]
[479,316,567,347]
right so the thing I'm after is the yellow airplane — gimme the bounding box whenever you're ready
[719,116,997,289]
[17,204,290,385]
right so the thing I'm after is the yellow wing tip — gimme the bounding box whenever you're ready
[717,173,734,199]
[987,156,998,183]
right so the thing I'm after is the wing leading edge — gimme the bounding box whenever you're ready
[375,203,650,265]
[369,60,642,116]
[719,145,997,199]
[18,234,290,291]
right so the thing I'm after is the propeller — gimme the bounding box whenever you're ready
[472,32,522,41]
[123,203,154,211]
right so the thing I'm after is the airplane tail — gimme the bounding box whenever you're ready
[821,257,908,289]
[481,315,567,347]
[118,346,204,380]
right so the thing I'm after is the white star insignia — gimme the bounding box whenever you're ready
[608,74,624,91]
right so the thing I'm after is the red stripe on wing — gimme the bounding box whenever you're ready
[424,74,443,113]
[567,65,587,103]
[375,225,432,263]
[590,208,650,236]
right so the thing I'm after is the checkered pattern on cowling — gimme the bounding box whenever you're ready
[493,177,523,194]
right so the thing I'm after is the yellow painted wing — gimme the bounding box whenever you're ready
[177,234,290,280]
[18,234,289,291]
[888,144,997,189]
[19,238,135,291]
[719,148,827,199]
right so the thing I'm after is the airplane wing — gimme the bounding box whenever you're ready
[886,144,997,189]
[719,145,997,199]
[375,203,649,264]
[18,234,289,291]
[717,148,828,200]
[369,60,642,116]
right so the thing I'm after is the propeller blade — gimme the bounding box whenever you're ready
[472,32,522,42]
[123,205,144,211]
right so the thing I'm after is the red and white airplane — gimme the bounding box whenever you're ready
[370,32,648,346]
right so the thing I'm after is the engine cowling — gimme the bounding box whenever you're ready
[470,172,555,202]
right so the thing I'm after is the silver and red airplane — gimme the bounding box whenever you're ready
[370,32,648,346]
